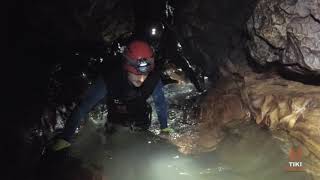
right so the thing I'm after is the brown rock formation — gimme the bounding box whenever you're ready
[172,62,320,177]
[244,69,320,176]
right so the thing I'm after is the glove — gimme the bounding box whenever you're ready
[160,127,174,133]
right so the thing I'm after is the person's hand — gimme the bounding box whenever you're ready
[160,127,174,134]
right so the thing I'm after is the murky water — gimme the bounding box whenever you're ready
[70,120,311,180]
[68,82,312,180]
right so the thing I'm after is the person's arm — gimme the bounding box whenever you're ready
[151,80,168,129]
[62,76,107,141]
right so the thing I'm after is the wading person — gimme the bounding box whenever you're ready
[51,40,173,151]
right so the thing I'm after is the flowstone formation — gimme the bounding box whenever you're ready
[245,0,320,175]
[244,69,320,177]
[172,63,320,178]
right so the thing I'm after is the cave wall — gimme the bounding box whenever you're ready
[9,0,257,145]
[11,0,258,79]
[10,0,259,133]
[163,0,257,77]
[247,0,320,75]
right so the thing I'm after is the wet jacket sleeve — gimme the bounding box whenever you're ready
[152,80,168,129]
[63,76,108,140]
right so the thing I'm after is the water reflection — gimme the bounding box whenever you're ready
[68,82,311,180]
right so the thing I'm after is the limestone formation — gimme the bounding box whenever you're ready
[244,69,320,176]
[172,61,320,177]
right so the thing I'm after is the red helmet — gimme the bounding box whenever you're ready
[123,40,155,75]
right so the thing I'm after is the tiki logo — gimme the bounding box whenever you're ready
[286,146,304,172]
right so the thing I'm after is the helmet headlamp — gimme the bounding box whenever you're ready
[125,58,154,75]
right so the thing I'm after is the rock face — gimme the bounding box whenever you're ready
[244,69,320,176]
[247,0,320,75]
[175,62,320,177]
[170,63,251,154]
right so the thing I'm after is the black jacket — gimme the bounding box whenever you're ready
[100,55,161,115]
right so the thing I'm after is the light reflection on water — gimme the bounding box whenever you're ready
[72,121,310,180]
[70,82,311,180]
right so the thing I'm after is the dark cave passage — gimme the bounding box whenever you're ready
[8,0,320,179]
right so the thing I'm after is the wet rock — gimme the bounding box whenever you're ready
[244,69,320,176]
[247,0,320,75]
[176,60,320,177]
[169,131,199,155]
[190,62,252,152]
[171,67,251,154]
